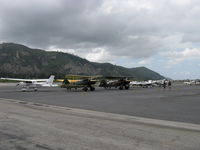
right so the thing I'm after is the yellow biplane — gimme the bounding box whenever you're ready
[60,75,102,91]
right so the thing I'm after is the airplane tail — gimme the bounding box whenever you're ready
[47,75,55,84]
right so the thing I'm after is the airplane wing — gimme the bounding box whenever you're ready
[1,78,33,82]
[60,75,102,84]
[65,75,102,80]
[40,83,59,87]
[103,76,135,80]
[56,79,64,82]
[0,77,48,82]
[56,79,81,83]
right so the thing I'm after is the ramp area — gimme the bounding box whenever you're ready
[0,98,200,150]
[1,83,200,124]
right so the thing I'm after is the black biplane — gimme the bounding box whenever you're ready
[99,76,130,90]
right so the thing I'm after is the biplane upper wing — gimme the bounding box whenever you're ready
[102,76,135,81]
[65,74,102,80]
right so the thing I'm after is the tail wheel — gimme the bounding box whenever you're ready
[82,87,88,92]
[119,86,123,90]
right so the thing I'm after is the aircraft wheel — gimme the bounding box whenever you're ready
[83,87,88,92]
[119,86,123,90]
[34,88,38,92]
[90,87,95,91]
[125,85,129,90]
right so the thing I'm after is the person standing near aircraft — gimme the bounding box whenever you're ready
[168,80,172,90]
[163,80,166,89]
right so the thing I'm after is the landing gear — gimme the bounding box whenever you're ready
[90,86,95,91]
[66,87,71,91]
[125,85,130,90]
[118,85,129,90]
[34,88,38,92]
[82,87,88,92]
[119,85,123,90]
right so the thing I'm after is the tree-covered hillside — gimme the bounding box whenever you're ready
[0,43,165,80]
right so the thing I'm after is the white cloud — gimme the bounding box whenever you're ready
[172,71,191,77]
[85,48,112,62]
[138,58,152,65]
[47,45,116,63]
[165,48,200,67]
[171,0,191,6]
[101,0,154,15]
[161,34,191,50]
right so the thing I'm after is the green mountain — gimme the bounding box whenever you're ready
[0,43,165,80]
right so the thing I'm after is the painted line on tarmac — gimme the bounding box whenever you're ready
[1,97,200,132]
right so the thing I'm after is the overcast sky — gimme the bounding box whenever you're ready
[0,0,200,79]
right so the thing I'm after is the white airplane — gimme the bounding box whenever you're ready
[130,80,153,88]
[152,79,166,87]
[184,81,195,85]
[0,75,58,91]
[130,79,166,88]
[184,80,200,85]
[130,81,151,88]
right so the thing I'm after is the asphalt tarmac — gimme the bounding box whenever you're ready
[0,83,200,124]
[1,99,200,150]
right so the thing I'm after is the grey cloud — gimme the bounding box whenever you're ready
[0,0,200,61]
